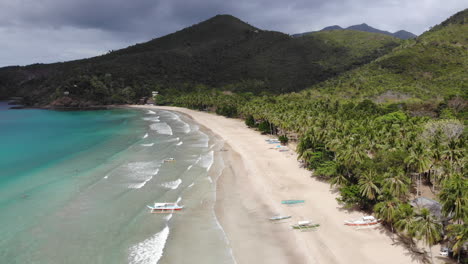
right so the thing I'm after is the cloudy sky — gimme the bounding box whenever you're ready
[0,0,465,67]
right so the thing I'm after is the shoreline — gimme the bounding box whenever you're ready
[128,105,422,264]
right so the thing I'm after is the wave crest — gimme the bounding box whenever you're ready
[128,226,169,264]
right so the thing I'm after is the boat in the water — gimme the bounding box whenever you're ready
[344,216,380,226]
[147,202,184,213]
[291,221,320,230]
[281,200,305,205]
[269,215,292,221]
[164,158,176,163]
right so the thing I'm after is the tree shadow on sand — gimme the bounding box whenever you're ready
[374,225,432,264]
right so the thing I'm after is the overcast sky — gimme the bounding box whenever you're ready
[0,0,465,67]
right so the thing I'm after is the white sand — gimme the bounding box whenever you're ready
[129,105,428,264]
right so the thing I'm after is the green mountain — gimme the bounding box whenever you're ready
[0,15,401,106]
[310,9,468,101]
[293,23,417,39]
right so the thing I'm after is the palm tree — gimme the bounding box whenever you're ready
[374,198,399,238]
[443,138,463,170]
[438,173,468,224]
[330,173,348,188]
[413,208,442,263]
[394,203,416,249]
[405,142,432,196]
[359,169,381,200]
[383,168,410,200]
[446,223,467,263]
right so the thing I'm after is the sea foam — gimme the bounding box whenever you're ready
[142,133,148,139]
[143,116,160,122]
[128,226,169,264]
[128,176,153,189]
[147,110,156,115]
[160,179,182,190]
[180,122,191,134]
[141,143,154,147]
[199,151,214,171]
[126,162,160,189]
[150,123,173,135]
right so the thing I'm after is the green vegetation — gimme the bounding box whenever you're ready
[310,10,467,100]
[0,8,466,261]
[0,15,401,105]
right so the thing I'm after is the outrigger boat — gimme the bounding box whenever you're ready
[344,216,380,226]
[163,158,176,163]
[147,202,184,213]
[269,215,292,221]
[292,221,320,230]
[265,139,281,144]
[281,200,305,205]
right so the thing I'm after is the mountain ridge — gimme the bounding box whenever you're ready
[0,14,401,105]
[309,8,468,100]
[293,23,417,39]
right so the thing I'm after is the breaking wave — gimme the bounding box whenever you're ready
[143,116,160,122]
[128,226,169,264]
[160,179,182,190]
[147,110,156,115]
[199,151,214,171]
[142,133,148,139]
[141,143,154,147]
[150,123,173,135]
[126,162,160,189]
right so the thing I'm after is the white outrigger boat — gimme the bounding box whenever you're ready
[269,215,292,221]
[291,220,320,230]
[265,139,281,144]
[147,202,184,213]
[344,216,380,226]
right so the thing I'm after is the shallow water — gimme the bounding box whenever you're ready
[0,103,234,264]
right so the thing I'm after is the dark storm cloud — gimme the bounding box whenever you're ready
[0,0,466,66]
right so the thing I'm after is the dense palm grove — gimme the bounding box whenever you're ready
[162,89,467,262]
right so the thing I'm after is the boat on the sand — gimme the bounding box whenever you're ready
[344,216,380,226]
[281,200,305,205]
[291,221,320,230]
[269,215,292,221]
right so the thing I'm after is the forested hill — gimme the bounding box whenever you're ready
[0,14,401,106]
[293,23,417,39]
[310,8,468,101]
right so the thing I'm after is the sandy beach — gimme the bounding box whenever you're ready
[129,105,425,264]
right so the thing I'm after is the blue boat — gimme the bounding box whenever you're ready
[281,200,305,205]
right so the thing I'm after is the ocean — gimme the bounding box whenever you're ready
[0,102,235,264]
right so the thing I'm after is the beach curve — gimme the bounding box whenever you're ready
[128,105,416,264]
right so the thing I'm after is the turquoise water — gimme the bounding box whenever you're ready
[0,103,234,264]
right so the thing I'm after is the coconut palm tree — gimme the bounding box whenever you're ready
[383,168,410,200]
[374,198,399,238]
[394,203,416,249]
[438,173,468,224]
[413,208,442,264]
[359,169,381,201]
[446,223,467,263]
[405,142,432,196]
